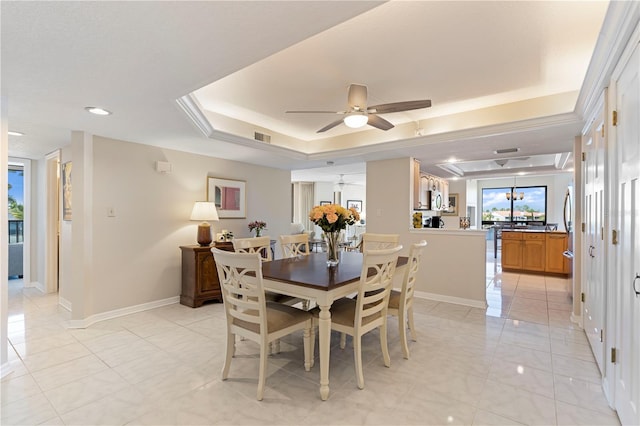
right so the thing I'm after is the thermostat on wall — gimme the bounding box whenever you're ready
[155,161,172,174]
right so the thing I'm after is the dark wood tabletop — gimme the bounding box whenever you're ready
[261,251,408,291]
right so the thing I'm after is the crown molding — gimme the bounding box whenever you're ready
[576,1,640,124]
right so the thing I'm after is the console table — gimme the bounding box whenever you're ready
[179,242,234,307]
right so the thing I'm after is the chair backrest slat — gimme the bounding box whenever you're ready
[361,233,400,252]
[233,236,272,261]
[280,233,310,258]
[354,246,402,328]
[400,240,428,309]
[212,248,266,330]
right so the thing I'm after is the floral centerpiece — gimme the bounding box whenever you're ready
[248,220,267,237]
[309,204,360,266]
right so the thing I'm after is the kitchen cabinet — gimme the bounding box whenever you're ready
[545,233,569,274]
[501,231,523,269]
[522,233,545,272]
[413,159,421,210]
[412,164,449,211]
[501,230,568,276]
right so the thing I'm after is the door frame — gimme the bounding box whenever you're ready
[7,158,31,287]
[605,19,640,421]
[44,150,60,294]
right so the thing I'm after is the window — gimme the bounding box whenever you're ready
[481,186,547,226]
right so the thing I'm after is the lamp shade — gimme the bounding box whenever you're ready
[190,202,219,221]
[343,112,368,128]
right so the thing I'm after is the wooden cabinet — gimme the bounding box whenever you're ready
[501,231,523,269]
[501,231,568,276]
[180,242,234,308]
[545,233,569,274]
[522,233,545,272]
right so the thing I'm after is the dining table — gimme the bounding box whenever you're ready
[260,250,407,400]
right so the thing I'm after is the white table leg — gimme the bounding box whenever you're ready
[318,303,331,400]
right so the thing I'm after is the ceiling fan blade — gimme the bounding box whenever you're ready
[286,110,342,114]
[317,118,344,133]
[367,114,394,131]
[347,84,368,110]
[368,100,432,114]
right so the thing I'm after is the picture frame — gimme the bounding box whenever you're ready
[207,177,246,218]
[442,193,458,216]
[319,200,331,206]
[347,200,362,212]
[62,161,72,221]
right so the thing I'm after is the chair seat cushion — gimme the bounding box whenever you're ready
[388,289,401,310]
[312,297,379,327]
[235,302,310,334]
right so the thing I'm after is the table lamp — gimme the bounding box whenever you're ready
[190,201,219,246]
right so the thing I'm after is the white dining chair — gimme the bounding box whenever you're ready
[212,248,312,401]
[361,233,400,252]
[310,245,402,390]
[388,240,427,359]
[279,233,310,258]
[233,236,273,261]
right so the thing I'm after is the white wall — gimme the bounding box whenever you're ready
[367,157,486,306]
[57,135,291,321]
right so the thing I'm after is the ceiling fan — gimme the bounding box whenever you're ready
[334,173,362,190]
[286,84,431,133]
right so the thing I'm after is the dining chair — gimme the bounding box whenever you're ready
[388,240,427,359]
[310,245,403,390]
[361,233,400,252]
[279,233,312,310]
[211,248,312,401]
[279,233,310,258]
[233,236,273,261]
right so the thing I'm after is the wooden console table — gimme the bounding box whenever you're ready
[180,242,234,307]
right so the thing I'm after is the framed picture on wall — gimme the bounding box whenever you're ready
[347,200,362,212]
[442,193,458,216]
[207,177,246,218]
[62,161,72,221]
[319,200,331,206]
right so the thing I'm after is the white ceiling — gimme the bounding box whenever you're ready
[3,1,611,186]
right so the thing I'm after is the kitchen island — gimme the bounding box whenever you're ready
[501,230,570,276]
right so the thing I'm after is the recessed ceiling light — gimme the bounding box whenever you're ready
[447,157,457,163]
[85,106,112,116]
[8,131,24,136]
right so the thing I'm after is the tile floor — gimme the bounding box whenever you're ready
[1,247,620,425]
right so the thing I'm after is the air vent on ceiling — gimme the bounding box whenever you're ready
[254,132,271,143]
[494,147,519,154]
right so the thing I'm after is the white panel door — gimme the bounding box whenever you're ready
[612,33,640,426]
[583,108,607,373]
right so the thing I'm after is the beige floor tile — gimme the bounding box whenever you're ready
[3,254,620,426]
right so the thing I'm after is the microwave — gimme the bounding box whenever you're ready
[426,190,443,210]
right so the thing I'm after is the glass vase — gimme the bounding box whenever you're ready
[256,229,261,237]
[325,231,340,267]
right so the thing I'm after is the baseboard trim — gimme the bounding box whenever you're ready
[67,296,180,329]
[24,280,45,292]
[59,297,72,312]
[1,362,14,379]
[570,312,583,328]
[414,290,488,309]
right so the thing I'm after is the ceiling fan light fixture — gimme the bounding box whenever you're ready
[85,106,112,116]
[343,112,368,128]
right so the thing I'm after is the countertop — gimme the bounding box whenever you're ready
[501,229,567,235]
